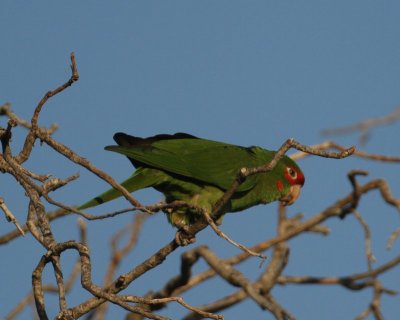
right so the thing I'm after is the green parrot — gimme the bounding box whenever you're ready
[79,133,305,228]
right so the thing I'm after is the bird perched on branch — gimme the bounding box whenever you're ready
[79,133,305,228]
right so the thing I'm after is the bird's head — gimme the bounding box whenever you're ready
[275,157,305,206]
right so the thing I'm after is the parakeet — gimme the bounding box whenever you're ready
[79,133,305,228]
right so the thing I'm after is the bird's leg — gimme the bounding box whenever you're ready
[175,226,196,246]
[164,208,197,246]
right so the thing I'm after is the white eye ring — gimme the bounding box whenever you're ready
[286,167,297,179]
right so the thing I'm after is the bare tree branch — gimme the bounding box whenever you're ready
[321,106,400,135]
[1,53,399,320]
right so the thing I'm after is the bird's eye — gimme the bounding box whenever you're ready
[286,167,297,179]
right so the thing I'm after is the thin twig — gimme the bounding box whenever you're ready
[31,53,79,130]
[387,227,400,250]
[278,254,400,288]
[353,210,376,271]
[321,107,400,137]
[122,296,223,320]
[291,140,400,162]
[0,208,70,245]
[201,208,266,260]
[0,197,25,236]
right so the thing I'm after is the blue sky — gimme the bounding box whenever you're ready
[1,1,400,319]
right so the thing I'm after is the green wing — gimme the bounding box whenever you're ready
[79,133,278,211]
[106,133,277,192]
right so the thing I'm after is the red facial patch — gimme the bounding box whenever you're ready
[284,166,305,186]
[276,179,284,192]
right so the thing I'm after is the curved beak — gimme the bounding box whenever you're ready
[280,184,302,206]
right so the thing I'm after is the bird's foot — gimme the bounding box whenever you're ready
[175,226,196,246]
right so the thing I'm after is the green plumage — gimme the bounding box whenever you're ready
[79,133,304,227]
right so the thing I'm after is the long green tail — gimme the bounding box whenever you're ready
[78,168,162,210]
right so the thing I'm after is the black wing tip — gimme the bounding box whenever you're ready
[113,132,137,145]
[113,132,198,147]
[94,197,105,205]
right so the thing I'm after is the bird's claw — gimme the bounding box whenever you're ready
[175,227,196,246]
